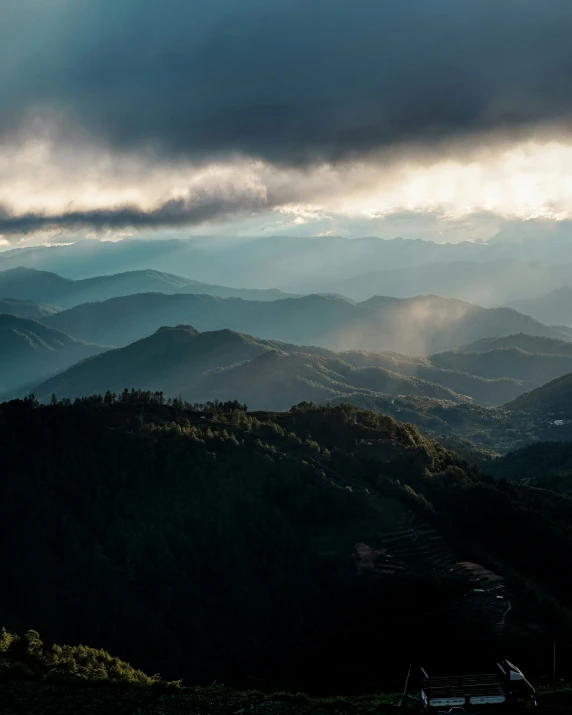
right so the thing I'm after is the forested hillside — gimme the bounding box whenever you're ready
[3,396,572,693]
[491,441,572,492]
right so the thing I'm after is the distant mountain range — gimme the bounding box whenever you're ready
[430,347,572,386]
[311,260,566,306]
[4,234,572,305]
[508,287,572,327]
[0,266,295,308]
[43,291,570,355]
[0,235,492,285]
[0,315,108,397]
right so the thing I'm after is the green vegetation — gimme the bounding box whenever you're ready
[0,629,408,713]
[0,681,407,715]
[0,628,165,686]
[3,394,572,693]
[490,441,572,494]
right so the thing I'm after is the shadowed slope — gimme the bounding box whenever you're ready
[0,315,109,396]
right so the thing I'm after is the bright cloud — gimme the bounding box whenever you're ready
[2,125,572,243]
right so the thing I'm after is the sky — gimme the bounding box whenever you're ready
[2,0,572,247]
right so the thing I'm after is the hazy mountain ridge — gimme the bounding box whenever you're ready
[312,259,566,306]
[430,347,572,387]
[0,315,109,397]
[0,297,62,319]
[5,235,572,306]
[509,287,572,327]
[0,235,495,285]
[460,333,572,355]
[34,325,472,407]
[0,266,295,308]
[44,291,570,355]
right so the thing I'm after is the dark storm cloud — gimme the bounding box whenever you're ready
[0,191,270,236]
[1,0,572,164]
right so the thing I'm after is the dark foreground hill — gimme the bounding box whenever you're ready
[0,315,108,397]
[0,629,403,714]
[490,441,572,494]
[0,628,569,714]
[3,396,572,693]
[0,266,294,308]
[33,325,527,407]
[45,291,569,354]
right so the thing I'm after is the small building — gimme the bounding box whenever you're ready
[421,660,536,713]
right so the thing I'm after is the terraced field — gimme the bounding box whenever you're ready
[338,495,511,634]
[361,498,460,577]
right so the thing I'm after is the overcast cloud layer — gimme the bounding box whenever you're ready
[2,0,572,241]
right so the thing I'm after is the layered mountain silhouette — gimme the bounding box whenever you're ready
[34,325,532,408]
[0,266,295,308]
[34,325,473,406]
[430,347,572,386]
[460,333,572,355]
[507,371,572,415]
[0,297,62,320]
[2,233,572,302]
[0,315,109,397]
[44,292,569,354]
[509,287,572,327]
[312,259,566,306]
